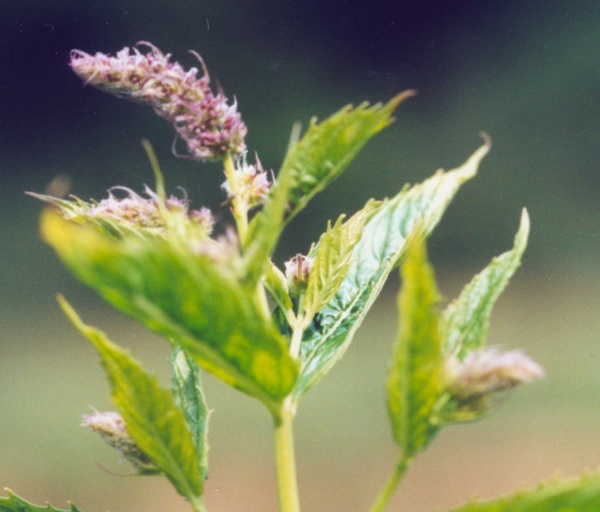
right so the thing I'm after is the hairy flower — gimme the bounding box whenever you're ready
[221,156,271,211]
[29,186,214,240]
[70,42,247,160]
[443,348,545,420]
[82,410,158,474]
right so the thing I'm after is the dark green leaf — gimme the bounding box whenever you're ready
[294,141,490,399]
[59,297,205,506]
[0,490,82,512]
[42,211,298,415]
[386,240,445,456]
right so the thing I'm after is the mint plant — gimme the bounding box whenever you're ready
[3,42,598,512]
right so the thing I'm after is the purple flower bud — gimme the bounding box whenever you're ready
[285,254,313,295]
[70,42,247,161]
[82,410,158,474]
[444,348,545,419]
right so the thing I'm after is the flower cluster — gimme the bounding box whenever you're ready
[70,42,247,160]
[82,410,157,474]
[444,348,545,418]
[86,185,214,234]
[221,157,271,211]
[29,186,214,240]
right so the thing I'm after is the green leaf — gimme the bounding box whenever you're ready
[42,211,298,416]
[449,470,600,512]
[442,209,530,358]
[386,240,445,457]
[58,297,205,506]
[0,490,82,512]
[280,91,416,222]
[294,140,490,399]
[171,347,210,483]
[301,200,380,323]
[263,260,294,322]
[243,91,415,285]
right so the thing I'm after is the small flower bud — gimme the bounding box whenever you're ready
[285,254,313,295]
[443,348,545,421]
[221,156,271,211]
[82,410,158,474]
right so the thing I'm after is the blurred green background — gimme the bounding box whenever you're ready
[1,1,599,511]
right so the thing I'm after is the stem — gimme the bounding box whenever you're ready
[368,455,413,512]
[223,152,249,245]
[274,399,301,512]
[189,495,207,512]
[289,313,305,359]
[142,139,166,202]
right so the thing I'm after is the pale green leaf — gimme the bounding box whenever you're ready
[243,91,415,285]
[0,490,82,512]
[442,209,530,358]
[449,470,600,512]
[301,201,380,323]
[171,347,210,483]
[58,297,204,505]
[263,260,294,322]
[42,211,298,416]
[387,240,445,456]
[294,140,490,399]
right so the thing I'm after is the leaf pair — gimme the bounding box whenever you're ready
[294,141,491,399]
[58,298,207,510]
[387,210,530,457]
[41,210,297,417]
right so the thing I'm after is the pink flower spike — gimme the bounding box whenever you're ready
[70,42,247,161]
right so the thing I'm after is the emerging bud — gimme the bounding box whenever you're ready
[443,348,545,420]
[70,42,247,160]
[82,410,158,474]
[221,156,271,211]
[285,254,313,295]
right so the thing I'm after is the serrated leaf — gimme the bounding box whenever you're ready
[171,347,210,482]
[58,297,205,506]
[0,490,82,512]
[280,91,415,221]
[41,211,298,415]
[301,200,379,323]
[442,209,530,359]
[387,240,445,456]
[449,470,600,512]
[243,91,415,285]
[294,140,490,399]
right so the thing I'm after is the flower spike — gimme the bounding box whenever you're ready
[70,42,247,161]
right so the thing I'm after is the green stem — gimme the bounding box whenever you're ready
[368,455,413,512]
[223,152,249,245]
[189,495,207,512]
[274,400,301,512]
[142,139,166,203]
[289,313,305,359]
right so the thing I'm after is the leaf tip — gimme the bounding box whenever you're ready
[516,208,530,247]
